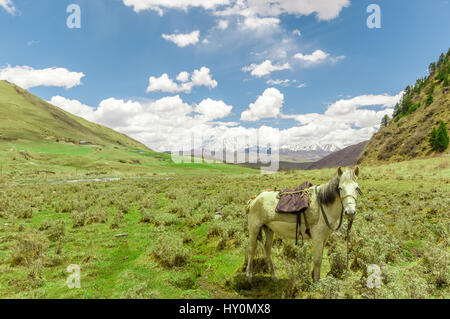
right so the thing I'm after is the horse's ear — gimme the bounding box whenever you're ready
[354,166,360,177]
[337,167,343,177]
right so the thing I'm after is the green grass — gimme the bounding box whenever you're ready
[0,156,448,299]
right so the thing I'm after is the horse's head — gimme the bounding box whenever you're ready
[337,166,362,217]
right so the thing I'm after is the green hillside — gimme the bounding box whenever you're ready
[0,80,255,181]
[359,49,450,164]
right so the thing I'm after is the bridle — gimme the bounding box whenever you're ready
[314,186,358,232]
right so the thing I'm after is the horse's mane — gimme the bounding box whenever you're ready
[318,175,340,205]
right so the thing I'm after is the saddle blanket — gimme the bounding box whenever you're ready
[276,181,313,214]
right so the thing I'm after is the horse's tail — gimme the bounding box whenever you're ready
[245,196,257,214]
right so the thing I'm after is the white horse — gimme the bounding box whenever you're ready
[246,167,361,283]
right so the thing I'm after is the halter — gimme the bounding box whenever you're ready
[314,186,358,232]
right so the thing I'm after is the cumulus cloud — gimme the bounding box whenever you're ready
[49,90,402,153]
[49,96,96,121]
[294,50,330,64]
[191,67,218,88]
[242,60,291,77]
[0,0,16,15]
[241,88,284,121]
[0,65,85,89]
[49,94,236,152]
[146,67,217,93]
[162,30,200,47]
[195,98,232,120]
[280,93,403,148]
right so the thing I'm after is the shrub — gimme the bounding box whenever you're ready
[139,209,154,223]
[406,102,420,115]
[152,235,191,267]
[11,231,48,266]
[425,94,434,106]
[47,220,65,242]
[282,242,313,297]
[429,121,449,152]
[71,211,86,228]
[86,208,108,225]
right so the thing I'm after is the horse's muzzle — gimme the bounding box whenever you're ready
[344,208,356,216]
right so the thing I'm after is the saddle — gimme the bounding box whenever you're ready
[276,181,313,245]
[276,181,313,214]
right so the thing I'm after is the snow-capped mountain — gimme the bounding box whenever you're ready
[280,144,341,153]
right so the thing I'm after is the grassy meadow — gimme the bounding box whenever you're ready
[0,156,448,299]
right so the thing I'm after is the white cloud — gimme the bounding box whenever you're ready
[217,20,229,30]
[49,94,237,152]
[292,29,301,36]
[146,73,183,93]
[176,71,190,82]
[49,90,402,153]
[0,0,16,15]
[280,93,403,148]
[242,60,291,77]
[297,83,306,88]
[195,98,232,120]
[214,0,350,21]
[146,67,217,93]
[191,67,218,88]
[239,16,280,31]
[123,0,349,22]
[49,96,96,121]
[0,65,85,89]
[162,30,200,47]
[123,0,230,15]
[241,88,284,121]
[294,49,330,64]
[266,79,291,86]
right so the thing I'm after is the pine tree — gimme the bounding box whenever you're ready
[381,115,390,127]
[429,62,436,75]
[429,121,449,152]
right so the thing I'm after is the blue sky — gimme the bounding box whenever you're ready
[1,0,449,151]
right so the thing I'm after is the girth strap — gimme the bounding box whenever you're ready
[295,210,311,246]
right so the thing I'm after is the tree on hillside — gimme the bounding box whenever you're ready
[438,53,445,67]
[381,115,390,127]
[429,121,449,152]
[429,62,436,75]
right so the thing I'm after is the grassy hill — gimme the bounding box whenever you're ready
[0,80,255,181]
[359,49,450,164]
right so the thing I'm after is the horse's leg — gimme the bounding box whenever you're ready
[246,223,260,284]
[312,238,325,283]
[263,227,277,281]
